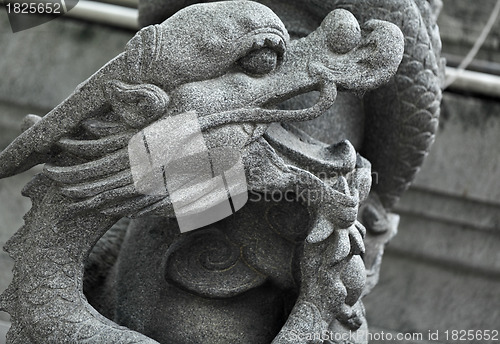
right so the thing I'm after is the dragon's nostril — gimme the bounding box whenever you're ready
[321,9,361,54]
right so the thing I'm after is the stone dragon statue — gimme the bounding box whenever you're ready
[0,0,443,343]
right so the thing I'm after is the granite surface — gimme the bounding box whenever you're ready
[0,1,498,344]
[0,2,406,343]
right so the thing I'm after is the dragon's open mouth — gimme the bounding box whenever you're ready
[196,78,338,131]
[264,122,363,204]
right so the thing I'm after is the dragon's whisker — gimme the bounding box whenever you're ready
[44,149,129,184]
[60,170,134,199]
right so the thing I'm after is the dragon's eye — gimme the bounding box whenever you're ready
[238,47,279,76]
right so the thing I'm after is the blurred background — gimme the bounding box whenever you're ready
[0,0,499,342]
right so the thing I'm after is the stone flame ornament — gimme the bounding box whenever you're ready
[0,0,443,343]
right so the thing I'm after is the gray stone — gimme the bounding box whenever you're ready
[0,165,42,323]
[0,0,446,343]
[138,0,446,209]
[413,93,500,204]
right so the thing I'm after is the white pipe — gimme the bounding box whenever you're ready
[446,67,500,98]
[65,0,139,30]
[90,0,138,8]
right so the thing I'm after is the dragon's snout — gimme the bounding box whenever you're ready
[300,9,405,98]
[164,8,404,133]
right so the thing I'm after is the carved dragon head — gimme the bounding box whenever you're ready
[0,1,403,179]
[0,1,404,343]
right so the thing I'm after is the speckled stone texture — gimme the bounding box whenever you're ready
[0,0,446,343]
[134,0,444,342]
